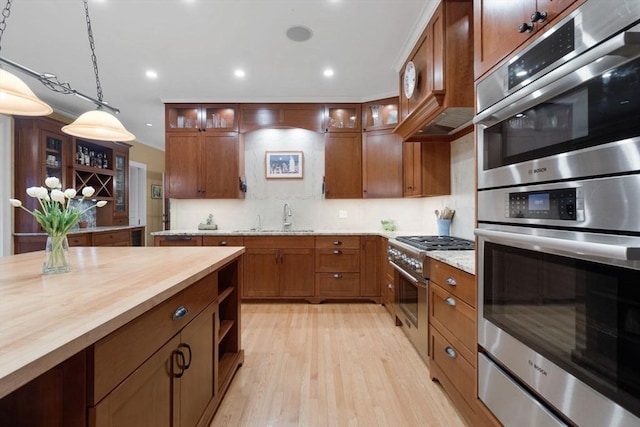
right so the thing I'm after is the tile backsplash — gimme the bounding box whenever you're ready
[171,129,475,240]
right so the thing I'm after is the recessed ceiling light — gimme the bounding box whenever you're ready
[286,26,313,42]
[146,70,158,79]
[323,68,334,77]
[234,69,246,78]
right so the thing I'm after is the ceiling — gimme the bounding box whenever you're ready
[1,0,436,150]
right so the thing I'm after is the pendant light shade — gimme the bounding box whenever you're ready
[62,109,135,142]
[0,68,53,116]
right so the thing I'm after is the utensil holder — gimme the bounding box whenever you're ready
[437,219,451,236]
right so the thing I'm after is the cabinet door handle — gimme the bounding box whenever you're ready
[446,277,457,286]
[518,22,533,33]
[387,283,393,289]
[445,346,457,359]
[333,273,342,279]
[179,343,192,369]
[332,240,342,245]
[172,306,189,320]
[333,249,342,255]
[174,349,186,378]
[530,10,547,23]
[444,297,456,307]
[219,241,228,246]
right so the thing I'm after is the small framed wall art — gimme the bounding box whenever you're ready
[265,151,303,179]
[151,184,163,199]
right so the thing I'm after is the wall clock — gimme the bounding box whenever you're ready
[403,61,416,99]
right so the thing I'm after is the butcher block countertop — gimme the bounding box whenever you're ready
[0,246,244,399]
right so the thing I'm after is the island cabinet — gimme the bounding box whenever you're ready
[240,103,324,133]
[473,0,581,79]
[428,258,477,425]
[165,104,245,199]
[0,247,243,427]
[243,236,315,299]
[88,259,242,427]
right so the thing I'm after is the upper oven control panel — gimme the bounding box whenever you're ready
[505,187,584,220]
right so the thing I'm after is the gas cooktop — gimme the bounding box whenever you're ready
[395,235,475,251]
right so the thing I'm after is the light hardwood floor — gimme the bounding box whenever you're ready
[211,303,467,427]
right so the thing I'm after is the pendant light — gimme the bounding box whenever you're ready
[0,0,52,116]
[62,0,135,142]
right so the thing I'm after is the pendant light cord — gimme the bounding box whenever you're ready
[83,0,103,104]
[0,0,13,53]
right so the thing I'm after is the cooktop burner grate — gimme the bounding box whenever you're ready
[395,235,475,251]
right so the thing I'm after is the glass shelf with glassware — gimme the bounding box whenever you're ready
[362,97,399,131]
[324,104,361,132]
[165,104,238,132]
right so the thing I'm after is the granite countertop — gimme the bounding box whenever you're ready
[152,229,476,275]
[14,224,145,236]
[427,250,475,275]
[0,246,243,399]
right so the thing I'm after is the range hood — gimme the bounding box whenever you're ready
[393,0,474,142]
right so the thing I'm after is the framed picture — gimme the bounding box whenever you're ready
[151,184,162,199]
[265,151,303,179]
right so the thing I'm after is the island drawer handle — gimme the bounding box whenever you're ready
[444,297,456,307]
[446,277,457,286]
[332,240,342,245]
[173,306,189,320]
[333,250,342,255]
[333,273,343,279]
[219,240,228,246]
[445,346,457,359]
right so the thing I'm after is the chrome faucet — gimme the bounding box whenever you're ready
[283,203,292,229]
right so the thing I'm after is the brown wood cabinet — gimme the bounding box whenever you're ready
[473,0,580,79]
[315,236,361,299]
[324,132,362,199]
[324,104,361,132]
[243,236,315,299]
[362,129,403,198]
[165,104,245,199]
[382,238,395,316]
[14,227,146,254]
[360,235,382,299]
[428,258,477,425]
[240,103,323,133]
[395,0,474,141]
[402,141,451,197]
[362,97,399,132]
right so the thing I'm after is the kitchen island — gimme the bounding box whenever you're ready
[0,246,244,426]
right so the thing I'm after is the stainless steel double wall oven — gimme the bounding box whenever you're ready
[474,1,640,426]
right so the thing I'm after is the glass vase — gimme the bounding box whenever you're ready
[43,235,71,275]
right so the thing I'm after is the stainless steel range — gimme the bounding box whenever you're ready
[387,236,475,362]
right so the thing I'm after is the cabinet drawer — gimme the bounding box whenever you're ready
[430,259,476,307]
[315,248,360,272]
[244,236,314,248]
[202,235,244,247]
[430,327,476,408]
[315,235,360,249]
[88,273,216,404]
[68,233,91,246]
[93,230,131,246]
[316,273,360,297]
[430,283,475,357]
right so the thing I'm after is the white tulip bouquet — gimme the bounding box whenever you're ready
[10,177,108,273]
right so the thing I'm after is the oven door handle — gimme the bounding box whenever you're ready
[389,260,427,288]
[475,229,640,261]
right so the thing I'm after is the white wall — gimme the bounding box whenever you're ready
[0,115,12,256]
[171,129,476,240]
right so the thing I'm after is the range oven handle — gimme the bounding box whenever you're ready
[389,260,427,289]
[475,229,640,261]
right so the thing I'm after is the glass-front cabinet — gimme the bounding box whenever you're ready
[44,135,65,183]
[113,144,129,225]
[166,104,238,132]
[324,104,361,132]
[362,97,399,131]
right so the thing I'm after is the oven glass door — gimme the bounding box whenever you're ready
[483,56,640,171]
[398,272,419,328]
[483,240,640,418]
